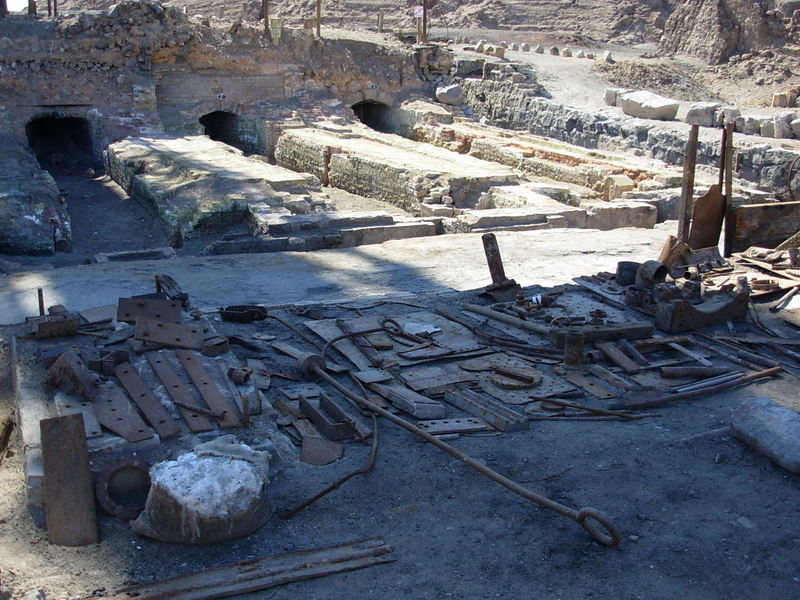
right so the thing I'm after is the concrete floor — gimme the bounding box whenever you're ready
[0,225,672,325]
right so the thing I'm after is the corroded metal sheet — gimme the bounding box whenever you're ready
[134,319,203,349]
[114,362,182,439]
[146,351,214,432]
[176,350,241,428]
[117,297,182,325]
[93,385,155,442]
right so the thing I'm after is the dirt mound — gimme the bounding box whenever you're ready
[659,0,789,64]
[595,59,721,102]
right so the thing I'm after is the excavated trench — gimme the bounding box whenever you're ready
[25,115,95,171]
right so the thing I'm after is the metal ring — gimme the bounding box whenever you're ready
[95,456,152,521]
[576,507,622,547]
[380,318,403,336]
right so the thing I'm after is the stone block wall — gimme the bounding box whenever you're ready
[458,77,800,198]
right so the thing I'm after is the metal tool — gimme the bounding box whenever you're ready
[292,349,621,547]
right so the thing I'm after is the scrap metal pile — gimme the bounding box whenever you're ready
[12,213,800,596]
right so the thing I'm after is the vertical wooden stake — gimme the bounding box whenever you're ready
[316,0,321,37]
[27,0,36,16]
[37,288,45,316]
[677,124,699,244]
[263,0,270,39]
[52,0,56,16]
[422,0,428,43]
[377,10,383,32]
[0,0,7,18]
[722,122,735,257]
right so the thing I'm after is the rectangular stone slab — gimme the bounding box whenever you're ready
[40,414,99,546]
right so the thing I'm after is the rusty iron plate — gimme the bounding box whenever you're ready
[114,362,182,440]
[93,384,155,443]
[146,352,214,432]
[117,297,182,325]
[40,414,99,546]
[176,350,242,428]
[134,319,203,350]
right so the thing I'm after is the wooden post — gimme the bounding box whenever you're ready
[677,124,699,244]
[0,0,7,18]
[263,0,269,38]
[28,0,36,16]
[316,0,321,38]
[52,0,56,16]
[421,0,427,43]
[377,10,383,32]
[722,123,735,257]
[46,0,51,16]
[416,16,422,43]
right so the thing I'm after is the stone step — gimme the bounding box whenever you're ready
[203,219,439,256]
[254,210,397,235]
[451,205,588,232]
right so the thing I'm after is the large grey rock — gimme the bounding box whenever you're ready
[562,46,573,57]
[436,84,464,105]
[760,120,775,138]
[774,117,794,139]
[602,50,614,63]
[618,91,680,121]
[715,106,741,127]
[685,102,722,127]
[791,119,800,138]
[131,438,271,544]
[732,397,800,473]
[534,44,544,54]
[604,87,629,107]
[735,115,764,135]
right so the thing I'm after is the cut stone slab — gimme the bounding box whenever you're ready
[603,174,636,200]
[732,397,800,473]
[105,135,324,242]
[604,87,629,107]
[0,145,70,255]
[275,123,517,211]
[685,102,722,127]
[453,204,587,232]
[618,91,680,121]
[584,201,657,230]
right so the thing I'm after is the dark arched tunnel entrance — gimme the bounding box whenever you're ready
[352,101,393,132]
[25,116,94,171]
[200,111,260,154]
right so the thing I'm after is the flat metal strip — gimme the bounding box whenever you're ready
[176,350,242,428]
[114,362,182,440]
[93,385,155,442]
[146,351,214,432]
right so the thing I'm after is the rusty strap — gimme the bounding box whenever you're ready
[93,385,155,442]
[176,350,242,428]
[145,351,214,432]
[114,362,182,440]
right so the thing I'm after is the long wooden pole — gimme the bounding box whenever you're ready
[421,0,427,43]
[677,124,699,244]
[0,0,7,19]
[316,0,321,37]
[722,122,735,257]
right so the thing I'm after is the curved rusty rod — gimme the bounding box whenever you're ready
[297,354,622,547]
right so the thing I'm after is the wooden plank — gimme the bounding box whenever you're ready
[54,392,103,439]
[114,362,182,440]
[134,319,203,350]
[117,297,182,325]
[146,351,214,432]
[40,414,99,546]
[93,385,156,442]
[176,350,242,428]
[730,201,800,254]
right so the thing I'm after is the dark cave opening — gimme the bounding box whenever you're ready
[25,115,95,171]
[351,100,393,132]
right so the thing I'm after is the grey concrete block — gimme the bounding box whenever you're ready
[732,397,800,473]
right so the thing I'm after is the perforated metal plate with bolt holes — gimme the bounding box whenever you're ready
[416,418,490,435]
[92,384,155,442]
[176,350,242,428]
[134,319,203,350]
[114,362,181,439]
[146,351,214,432]
[116,298,182,325]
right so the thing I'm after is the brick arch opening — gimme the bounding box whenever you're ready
[25,115,94,172]
[351,100,393,132]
